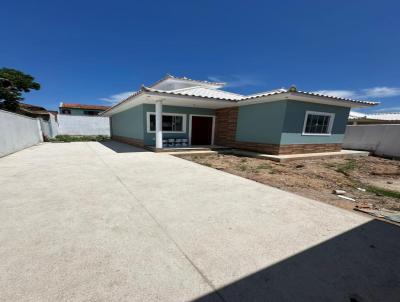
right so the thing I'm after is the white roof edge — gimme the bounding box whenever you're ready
[148,74,226,88]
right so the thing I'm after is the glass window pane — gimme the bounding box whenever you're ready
[150,114,155,131]
[304,114,332,134]
[162,115,173,131]
[174,116,183,131]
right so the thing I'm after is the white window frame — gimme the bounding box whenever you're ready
[302,111,335,136]
[146,112,187,133]
[188,114,216,145]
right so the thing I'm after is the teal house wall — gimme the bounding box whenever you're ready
[110,105,144,140]
[235,101,287,144]
[109,99,351,148]
[142,104,215,145]
[280,100,350,145]
[235,100,350,145]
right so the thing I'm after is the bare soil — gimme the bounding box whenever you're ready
[177,153,400,212]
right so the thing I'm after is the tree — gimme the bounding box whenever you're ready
[0,68,41,112]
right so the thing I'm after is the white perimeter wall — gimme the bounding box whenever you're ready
[0,109,43,157]
[58,115,110,136]
[343,124,400,158]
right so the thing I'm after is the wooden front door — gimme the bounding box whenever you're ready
[191,116,213,145]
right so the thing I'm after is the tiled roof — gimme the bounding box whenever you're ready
[349,111,400,120]
[60,103,110,110]
[143,85,378,105]
[102,76,379,115]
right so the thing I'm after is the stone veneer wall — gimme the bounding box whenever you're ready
[214,107,342,155]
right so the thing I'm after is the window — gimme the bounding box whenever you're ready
[61,109,71,114]
[302,111,335,135]
[84,110,98,116]
[147,112,186,133]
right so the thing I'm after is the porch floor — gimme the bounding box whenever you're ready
[145,145,231,153]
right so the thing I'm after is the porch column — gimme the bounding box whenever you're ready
[155,100,163,149]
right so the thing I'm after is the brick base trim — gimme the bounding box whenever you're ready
[278,143,342,155]
[232,141,342,155]
[112,135,145,148]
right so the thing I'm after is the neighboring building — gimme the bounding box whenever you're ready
[101,75,378,154]
[349,111,400,125]
[59,103,110,116]
[18,103,54,121]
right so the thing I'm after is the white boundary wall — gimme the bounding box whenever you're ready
[0,109,43,157]
[343,124,400,158]
[57,115,110,136]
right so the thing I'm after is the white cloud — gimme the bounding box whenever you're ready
[100,91,135,104]
[313,86,400,100]
[360,87,400,98]
[208,75,263,88]
[313,90,356,98]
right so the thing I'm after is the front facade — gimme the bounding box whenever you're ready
[102,75,377,155]
[59,103,110,116]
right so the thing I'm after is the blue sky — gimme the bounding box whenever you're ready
[1,0,399,112]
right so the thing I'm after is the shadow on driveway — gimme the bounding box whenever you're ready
[193,219,400,302]
[99,140,148,153]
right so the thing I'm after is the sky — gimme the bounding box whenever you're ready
[1,0,400,113]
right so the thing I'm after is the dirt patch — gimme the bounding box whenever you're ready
[176,153,400,212]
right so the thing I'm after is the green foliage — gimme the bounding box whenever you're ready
[256,163,271,170]
[0,68,40,112]
[50,135,109,142]
[336,159,357,175]
[366,185,400,199]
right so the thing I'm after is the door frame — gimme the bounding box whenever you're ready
[189,114,216,146]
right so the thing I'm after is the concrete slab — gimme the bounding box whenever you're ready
[0,141,399,301]
[228,149,370,162]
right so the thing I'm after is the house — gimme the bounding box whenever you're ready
[18,103,54,121]
[59,102,110,116]
[101,75,378,154]
[349,111,400,125]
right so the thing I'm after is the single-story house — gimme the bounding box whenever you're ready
[59,103,110,116]
[101,75,378,154]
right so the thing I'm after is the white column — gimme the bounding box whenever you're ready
[155,100,163,149]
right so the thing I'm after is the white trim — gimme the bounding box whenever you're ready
[302,110,335,136]
[146,112,187,133]
[189,114,216,146]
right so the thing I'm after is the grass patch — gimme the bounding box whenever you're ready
[50,135,109,142]
[336,159,357,175]
[256,163,271,170]
[238,164,248,171]
[203,162,213,167]
[366,185,400,199]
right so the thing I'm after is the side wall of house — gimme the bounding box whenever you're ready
[142,104,215,146]
[279,100,350,154]
[110,105,145,147]
[214,100,350,154]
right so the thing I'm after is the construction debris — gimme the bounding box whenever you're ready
[337,195,355,202]
[333,189,346,195]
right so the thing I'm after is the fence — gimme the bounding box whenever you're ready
[57,115,110,136]
[343,124,400,158]
[1,110,111,157]
[0,109,43,157]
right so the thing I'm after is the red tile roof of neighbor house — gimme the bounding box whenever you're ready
[60,103,110,110]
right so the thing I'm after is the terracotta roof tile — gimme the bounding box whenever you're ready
[60,103,110,110]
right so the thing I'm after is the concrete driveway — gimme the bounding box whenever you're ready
[0,141,399,302]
